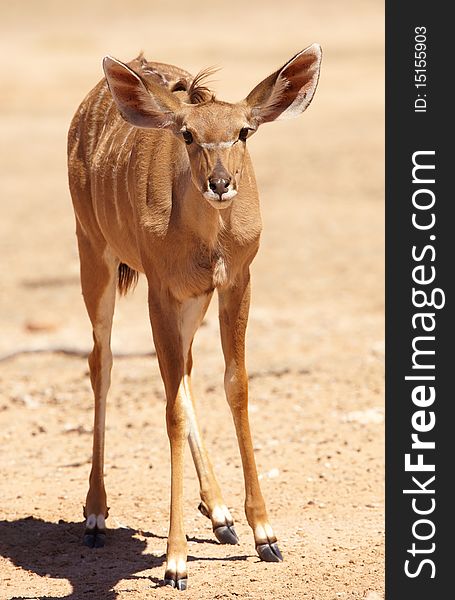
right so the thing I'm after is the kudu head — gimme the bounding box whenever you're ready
[103,45,322,209]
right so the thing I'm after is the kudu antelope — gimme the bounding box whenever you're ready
[67,45,321,589]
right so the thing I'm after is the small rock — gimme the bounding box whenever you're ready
[14,394,40,409]
[259,467,280,480]
[267,468,280,478]
[342,408,383,425]
[63,423,91,434]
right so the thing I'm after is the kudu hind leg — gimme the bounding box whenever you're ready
[185,351,238,545]
[78,234,117,548]
[219,277,283,563]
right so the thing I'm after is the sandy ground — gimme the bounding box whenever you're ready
[0,1,384,598]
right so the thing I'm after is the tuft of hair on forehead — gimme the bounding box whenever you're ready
[187,66,219,104]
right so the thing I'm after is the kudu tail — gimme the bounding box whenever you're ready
[118,263,139,295]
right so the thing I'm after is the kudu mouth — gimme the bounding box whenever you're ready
[202,167,238,208]
[203,187,238,208]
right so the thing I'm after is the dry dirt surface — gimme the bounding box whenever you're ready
[0,1,384,599]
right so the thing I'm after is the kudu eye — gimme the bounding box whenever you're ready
[239,127,249,142]
[182,130,193,145]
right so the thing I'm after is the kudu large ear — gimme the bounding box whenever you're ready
[245,44,322,125]
[103,56,181,129]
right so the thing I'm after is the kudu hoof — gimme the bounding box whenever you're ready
[83,528,106,548]
[214,525,239,545]
[164,577,188,591]
[198,502,239,544]
[256,541,283,562]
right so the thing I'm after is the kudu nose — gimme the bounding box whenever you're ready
[209,177,231,197]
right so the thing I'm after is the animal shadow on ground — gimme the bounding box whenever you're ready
[0,517,250,599]
[0,517,159,599]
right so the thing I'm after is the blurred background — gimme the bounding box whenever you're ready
[0,1,384,598]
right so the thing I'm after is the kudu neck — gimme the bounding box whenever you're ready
[181,180,232,249]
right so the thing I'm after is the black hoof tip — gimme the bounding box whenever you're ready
[256,541,283,562]
[83,530,106,548]
[214,525,239,545]
[164,578,188,591]
[93,532,106,548]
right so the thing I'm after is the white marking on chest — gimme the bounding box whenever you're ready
[213,255,228,287]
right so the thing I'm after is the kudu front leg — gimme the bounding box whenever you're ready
[77,234,117,548]
[164,385,188,590]
[219,274,283,563]
[148,288,212,589]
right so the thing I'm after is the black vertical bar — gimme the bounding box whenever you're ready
[387,2,453,598]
